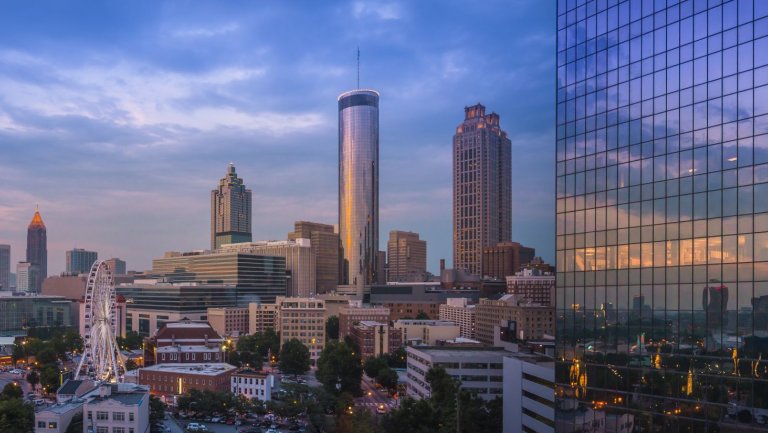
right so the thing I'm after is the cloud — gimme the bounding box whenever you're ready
[172,22,240,38]
[353,1,402,20]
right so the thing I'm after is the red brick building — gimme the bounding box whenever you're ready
[138,363,236,397]
[349,321,402,359]
[143,319,225,366]
[338,305,390,339]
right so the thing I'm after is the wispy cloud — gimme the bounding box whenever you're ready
[353,1,402,20]
[172,22,240,38]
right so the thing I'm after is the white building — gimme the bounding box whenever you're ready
[406,346,513,401]
[219,239,316,297]
[16,261,39,293]
[503,354,555,433]
[231,369,274,402]
[83,383,150,433]
[35,401,84,433]
[438,298,476,339]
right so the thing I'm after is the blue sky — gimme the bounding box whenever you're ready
[0,0,556,276]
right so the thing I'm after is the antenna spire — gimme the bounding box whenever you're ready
[357,47,360,89]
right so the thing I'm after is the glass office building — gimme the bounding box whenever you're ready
[556,1,768,431]
[338,89,380,293]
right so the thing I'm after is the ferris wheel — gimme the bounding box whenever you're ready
[75,260,124,382]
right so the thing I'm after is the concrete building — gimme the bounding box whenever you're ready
[138,363,235,399]
[506,268,555,307]
[316,293,357,319]
[349,321,402,359]
[438,298,476,339]
[231,368,274,402]
[26,207,47,291]
[393,320,461,346]
[475,295,554,345]
[288,221,340,294]
[369,283,479,322]
[208,306,249,339]
[152,251,287,303]
[387,231,427,282]
[453,104,511,277]
[103,258,127,275]
[65,248,97,275]
[248,302,279,334]
[35,401,83,433]
[406,346,513,400]
[338,304,390,340]
[338,89,380,295]
[83,383,149,433]
[211,162,252,250]
[143,320,224,366]
[0,244,10,290]
[503,354,555,433]
[119,280,252,337]
[482,241,535,280]
[276,297,326,361]
[0,294,71,334]
[218,239,316,298]
[16,261,40,293]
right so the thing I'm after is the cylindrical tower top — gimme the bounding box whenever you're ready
[338,89,380,110]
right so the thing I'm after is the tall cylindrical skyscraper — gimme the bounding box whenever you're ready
[338,89,379,293]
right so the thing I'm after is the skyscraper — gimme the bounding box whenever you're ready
[26,206,47,291]
[338,89,380,293]
[66,248,98,274]
[387,230,427,282]
[0,244,9,290]
[103,258,127,275]
[288,221,340,294]
[453,104,512,276]
[211,163,252,250]
[556,1,768,431]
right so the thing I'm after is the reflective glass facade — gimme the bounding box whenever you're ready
[338,89,380,292]
[556,1,768,431]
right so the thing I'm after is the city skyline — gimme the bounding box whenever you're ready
[0,1,556,277]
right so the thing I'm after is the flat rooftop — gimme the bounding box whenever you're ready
[395,320,458,326]
[140,363,236,376]
[407,346,553,365]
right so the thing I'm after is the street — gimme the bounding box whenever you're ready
[357,375,395,414]
[0,370,35,396]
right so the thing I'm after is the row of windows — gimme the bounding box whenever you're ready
[89,411,134,422]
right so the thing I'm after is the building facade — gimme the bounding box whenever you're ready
[503,354,556,433]
[16,262,39,293]
[26,207,47,291]
[393,320,461,346]
[556,1,768,431]
[65,248,97,275]
[349,321,402,359]
[138,363,235,397]
[387,231,427,282]
[83,383,150,433]
[288,221,340,294]
[207,306,249,338]
[506,268,556,307]
[218,239,316,298]
[248,302,279,334]
[406,346,512,401]
[338,304,391,340]
[438,298,477,339]
[0,294,71,333]
[231,369,273,402]
[475,295,554,345]
[453,104,512,276]
[0,244,9,290]
[103,258,127,275]
[276,297,326,361]
[481,241,535,279]
[211,163,252,250]
[338,89,380,294]
[152,251,287,303]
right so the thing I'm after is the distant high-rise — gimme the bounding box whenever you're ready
[16,261,39,293]
[26,206,47,291]
[0,244,9,290]
[288,221,340,294]
[453,104,511,276]
[338,89,380,293]
[66,248,98,275]
[211,163,252,250]
[387,230,427,282]
[103,258,127,275]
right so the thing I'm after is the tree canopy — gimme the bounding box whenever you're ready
[279,338,311,376]
[316,340,362,396]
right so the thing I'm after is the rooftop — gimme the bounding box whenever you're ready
[140,363,236,376]
[395,320,458,326]
[357,320,388,327]
[156,345,222,353]
[37,400,84,415]
[233,368,271,378]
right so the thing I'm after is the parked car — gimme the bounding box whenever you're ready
[186,422,207,432]
[210,417,222,423]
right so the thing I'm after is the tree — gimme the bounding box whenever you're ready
[36,347,58,365]
[316,340,363,396]
[149,395,166,433]
[40,365,61,395]
[386,347,407,369]
[124,359,138,371]
[11,344,24,366]
[0,397,34,433]
[376,367,399,390]
[326,315,340,341]
[279,339,311,376]
[364,356,388,379]
[26,370,39,390]
[415,311,430,320]
[1,383,22,400]
[116,331,144,350]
